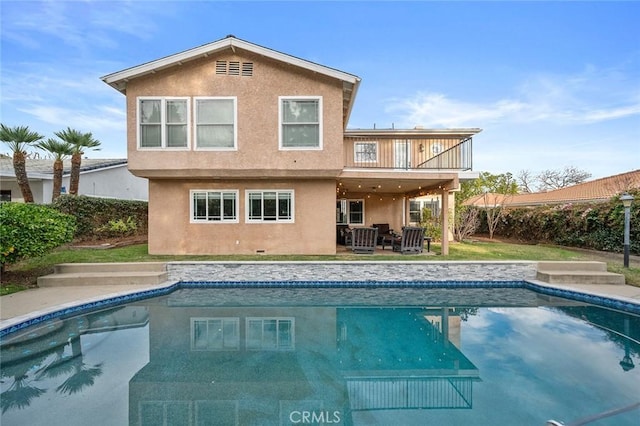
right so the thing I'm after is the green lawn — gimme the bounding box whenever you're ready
[2,240,638,295]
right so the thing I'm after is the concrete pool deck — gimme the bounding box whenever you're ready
[2,261,640,333]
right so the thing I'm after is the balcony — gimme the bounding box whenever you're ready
[344,133,474,171]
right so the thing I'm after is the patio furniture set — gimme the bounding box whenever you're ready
[341,223,431,254]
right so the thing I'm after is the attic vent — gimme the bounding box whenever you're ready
[228,61,240,75]
[216,60,227,75]
[242,62,253,76]
[215,61,253,77]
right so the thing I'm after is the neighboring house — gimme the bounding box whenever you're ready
[465,169,640,208]
[0,158,148,203]
[101,35,480,255]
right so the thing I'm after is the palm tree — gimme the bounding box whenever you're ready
[54,128,101,195]
[0,124,44,203]
[36,138,74,201]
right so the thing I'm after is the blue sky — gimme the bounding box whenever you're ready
[1,1,638,180]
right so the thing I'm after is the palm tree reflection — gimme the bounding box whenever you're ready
[1,328,104,412]
[1,360,47,413]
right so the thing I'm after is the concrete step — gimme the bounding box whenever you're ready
[536,261,608,272]
[38,263,168,287]
[536,270,625,285]
[38,271,169,287]
[54,262,166,274]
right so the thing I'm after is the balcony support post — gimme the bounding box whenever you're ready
[441,188,450,256]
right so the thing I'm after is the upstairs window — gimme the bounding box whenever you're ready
[279,97,322,149]
[195,97,237,150]
[138,97,189,149]
[354,141,378,163]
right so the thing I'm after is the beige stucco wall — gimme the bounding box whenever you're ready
[125,49,345,178]
[339,193,405,230]
[148,179,337,255]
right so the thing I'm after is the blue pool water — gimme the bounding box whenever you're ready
[1,286,639,425]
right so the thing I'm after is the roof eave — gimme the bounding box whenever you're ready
[344,128,482,138]
[101,36,361,95]
[343,78,361,128]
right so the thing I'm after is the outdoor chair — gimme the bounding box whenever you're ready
[372,223,395,247]
[392,226,425,254]
[351,227,378,254]
[336,225,351,245]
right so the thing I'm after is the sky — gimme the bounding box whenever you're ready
[1,0,639,180]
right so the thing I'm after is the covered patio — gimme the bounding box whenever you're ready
[338,128,481,255]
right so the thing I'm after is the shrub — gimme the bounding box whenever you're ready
[52,195,147,240]
[95,216,138,238]
[420,207,442,241]
[477,189,639,254]
[0,202,76,270]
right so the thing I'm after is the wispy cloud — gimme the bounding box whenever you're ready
[20,105,125,133]
[1,0,160,53]
[0,63,125,153]
[388,64,640,128]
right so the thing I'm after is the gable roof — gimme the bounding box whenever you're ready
[101,35,361,125]
[465,169,640,208]
[0,158,128,179]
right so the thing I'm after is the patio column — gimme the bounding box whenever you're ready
[441,188,449,255]
[404,196,411,226]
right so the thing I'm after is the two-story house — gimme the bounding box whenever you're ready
[102,36,480,255]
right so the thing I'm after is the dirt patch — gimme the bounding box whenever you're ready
[69,234,149,249]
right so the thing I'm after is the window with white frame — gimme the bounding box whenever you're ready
[195,97,236,149]
[191,190,238,222]
[354,141,378,163]
[246,317,294,350]
[336,199,364,225]
[191,318,240,351]
[409,199,441,224]
[138,97,189,149]
[246,190,294,222]
[279,97,322,149]
[409,200,422,223]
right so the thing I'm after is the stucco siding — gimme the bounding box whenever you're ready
[126,50,345,178]
[148,179,337,255]
[340,193,405,230]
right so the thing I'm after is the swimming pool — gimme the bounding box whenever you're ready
[1,285,639,425]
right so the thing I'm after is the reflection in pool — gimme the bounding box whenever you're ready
[1,287,639,425]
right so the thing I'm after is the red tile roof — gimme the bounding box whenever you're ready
[465,169,640,207]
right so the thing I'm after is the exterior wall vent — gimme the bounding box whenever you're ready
[215,60,227,75]
[242,62,254,76]
[215,61,253,77]
[228,61,240,75]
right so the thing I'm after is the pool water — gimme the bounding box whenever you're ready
[1,287,639,425]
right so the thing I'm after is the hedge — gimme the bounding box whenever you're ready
[476,190,640,255]
[52,195,148,240]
